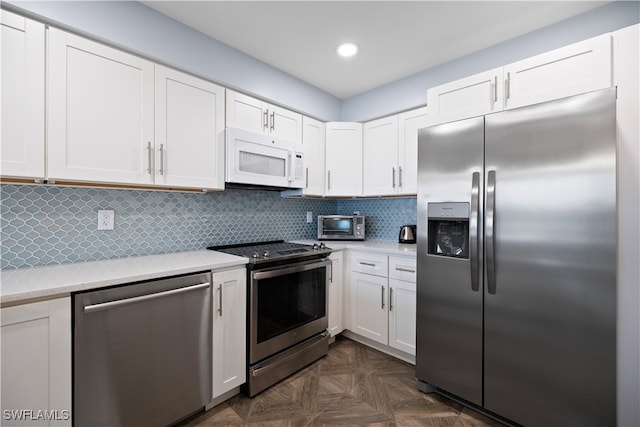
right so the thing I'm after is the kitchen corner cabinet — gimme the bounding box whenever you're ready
[363,107,430,197]
[211,268,246,399]
[1,10,45,180]
[347,252,416,357]
[328,251,344,337]
[1,297,72,426]
[301,116,326,196]
[47,29,225,190]
[154,65,225,190]
[428,33,612,125]
[325,122,363,196]
[225,89,303,144]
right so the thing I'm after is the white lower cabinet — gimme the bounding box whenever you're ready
[0,297,72,426]
[347,252,416,358]
[211,268,246,401]
[328,251,344,337]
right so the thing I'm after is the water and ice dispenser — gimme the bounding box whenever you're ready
[427,202,469,259]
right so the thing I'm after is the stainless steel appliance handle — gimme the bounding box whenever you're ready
[470,171,480,292]
[381,286,385,309]
[486,170,497,294]
[84,282,211,314]
[217,283,223,316]
[253,258,330,280]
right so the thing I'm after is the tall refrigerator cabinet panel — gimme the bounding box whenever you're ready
[416,88,617,427]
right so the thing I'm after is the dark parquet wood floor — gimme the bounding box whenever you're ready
[183,336,504,426]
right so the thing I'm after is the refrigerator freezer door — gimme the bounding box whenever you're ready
[483,88,617,426]
[416,116,484,405]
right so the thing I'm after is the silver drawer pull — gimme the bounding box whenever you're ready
[395,267,415,273]
[359,262,377,267]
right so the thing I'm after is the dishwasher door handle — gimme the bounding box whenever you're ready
[83,282,211,314]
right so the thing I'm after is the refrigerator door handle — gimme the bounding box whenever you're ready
[486,170,497,294]
[470,171,480,292]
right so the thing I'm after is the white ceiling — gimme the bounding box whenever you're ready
[141,1,610,99]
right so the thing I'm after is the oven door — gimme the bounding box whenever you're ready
[249,258,329,364]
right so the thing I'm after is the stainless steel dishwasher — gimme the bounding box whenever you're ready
[73,272,212,426]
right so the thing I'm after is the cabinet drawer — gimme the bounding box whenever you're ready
[389,256,417,282]
[351,252,388,277]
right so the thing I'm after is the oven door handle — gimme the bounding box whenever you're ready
[252,258,330,280]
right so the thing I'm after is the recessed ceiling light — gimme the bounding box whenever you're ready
[336,42,359,58]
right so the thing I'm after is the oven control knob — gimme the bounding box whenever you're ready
[319,242,326,249]
[312,243,319,250]
[263,251,270,258]
[252,252,259,259]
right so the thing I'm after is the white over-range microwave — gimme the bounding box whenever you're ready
[225,127,305,189]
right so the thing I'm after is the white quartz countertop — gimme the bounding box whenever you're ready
[290,240,417,256]
[0,250,247,306]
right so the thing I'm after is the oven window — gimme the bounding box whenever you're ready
[257,268,326,343]
[322,218,353,235]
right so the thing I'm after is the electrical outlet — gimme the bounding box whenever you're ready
[97,209,115,230]
[306,211,313,223]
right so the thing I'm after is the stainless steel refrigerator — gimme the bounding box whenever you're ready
[416,88,616,426]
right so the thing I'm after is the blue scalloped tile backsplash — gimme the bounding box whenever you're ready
[1,184,417,270]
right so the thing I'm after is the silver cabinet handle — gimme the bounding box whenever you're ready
[395,267,415,273]
[493,76,498,102]
[327,170,331,191]
[359,262,376,267]
[381,286,385,309]
[389,287,393,311]
[486,170,497,294]
[506,72,511,100]
[305,167,309,188]
[146,141,153,174]
[217,283,223,316]
[159,143,165,175]
[329,259,334,283]
[270,111,275,131]
[263,109,269,130]
[84,282,211,314]
[398,166,403,188]
[392,167,396,188]
[470,171,480,292]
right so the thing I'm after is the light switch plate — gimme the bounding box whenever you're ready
[98,209,115,230]
[306,211,313,223]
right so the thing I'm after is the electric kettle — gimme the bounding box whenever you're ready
[398,225,417,244]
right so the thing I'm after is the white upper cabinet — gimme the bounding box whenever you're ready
[325,122,363,197]
[427,68,504,124]
[301,116,326,196]
[154,65,225,190]
[363,116,399,196]
[397,106,430,195]
[504,34,612,110]
[226,89,302,144]
[1,10,45,180]
[48,28,155,185]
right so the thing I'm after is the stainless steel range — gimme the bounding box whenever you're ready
[208,240,332,396]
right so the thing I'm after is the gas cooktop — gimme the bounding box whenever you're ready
[207,240,332,266]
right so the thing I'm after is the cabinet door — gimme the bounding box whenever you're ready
[1,298,71,426]
[504,34,612,110]
[212,269,246,399]
[1,10,45,180]
[427,67,503,124]
[397,106,430,195]
[225,89,268,134]
[48,29,154,185]
[363,116,399,196]
[269,104,302,144]
[155,66,225,190]
[389,278,416,355]
[328,252,344,337]
[351,272,388,345]
[301,116,326,196]
[325,122,363,196]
